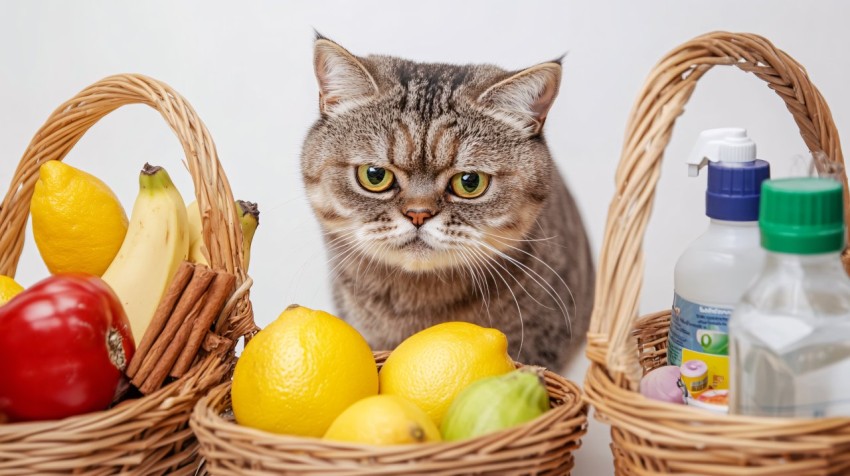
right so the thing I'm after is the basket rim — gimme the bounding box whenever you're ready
[191,352,588,455]
[0,351,225,432]
[193,381,588,450]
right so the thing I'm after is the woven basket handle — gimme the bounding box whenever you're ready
[586,32,847,389]
[0,73,255,341]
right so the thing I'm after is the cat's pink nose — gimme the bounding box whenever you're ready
[404,209,434,227]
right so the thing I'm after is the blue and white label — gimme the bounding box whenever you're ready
[668,293,731,390]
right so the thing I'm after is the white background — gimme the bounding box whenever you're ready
[2,1,848,474]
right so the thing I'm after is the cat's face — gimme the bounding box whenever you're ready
[302,38,561,272]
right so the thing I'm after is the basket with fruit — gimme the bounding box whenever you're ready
[583,32,850,474]
[191,305,587,475]
[0,74,258,474]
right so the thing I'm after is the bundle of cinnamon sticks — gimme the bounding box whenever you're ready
[126,261,236,394]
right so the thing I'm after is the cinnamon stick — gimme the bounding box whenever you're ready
[139,298,204,394]
[170,271,236,377]
[131,264,216,390]
[126,261,195,378]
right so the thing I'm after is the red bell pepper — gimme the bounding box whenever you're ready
[0,274,135,422]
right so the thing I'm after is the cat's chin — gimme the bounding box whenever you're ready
[384,254,450,273]
[398,260,445,272]
[376,242,456,273]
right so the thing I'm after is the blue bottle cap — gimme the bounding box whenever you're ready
[706,160,771,221]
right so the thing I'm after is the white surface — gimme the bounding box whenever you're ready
[2,2,850,474]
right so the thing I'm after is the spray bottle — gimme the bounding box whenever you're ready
[668,128,770,400]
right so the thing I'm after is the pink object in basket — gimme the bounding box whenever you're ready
[639,365,685,404]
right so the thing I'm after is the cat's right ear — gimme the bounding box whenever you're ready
[313,38,379,116]
[477,61,562,136]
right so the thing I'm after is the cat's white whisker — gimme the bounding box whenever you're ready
[463,244,502,305]
[348,243,375,293]
[466,245,525,361]
[474,239,573,340]
[320,218,361,235]
[326,247,357,284]
[321,223,361,236]
[458,249,489,304]
[352,235,392,292]
[321,226,362,246]
[325,240,358,255]
[326,241,366,285]
[324,231,358,244]
[486,235,578,329]
[480,229,557,243]
[359,242,381,279]
[476,242,557,313]
[352,244,369,294]
[324,237,359,266]
[478,239,571,319]
[361,240,391,283]
[455,246,494,327]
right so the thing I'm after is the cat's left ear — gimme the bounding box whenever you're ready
[314,38,379,116]
[477,62,561,136]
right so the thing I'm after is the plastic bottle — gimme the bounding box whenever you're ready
[668,128,771,397]
[729,177,850,417]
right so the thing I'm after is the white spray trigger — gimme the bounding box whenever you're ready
[687,128,757,177]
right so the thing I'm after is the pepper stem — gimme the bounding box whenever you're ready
[107,328,128,372]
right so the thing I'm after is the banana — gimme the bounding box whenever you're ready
[186,199,259,271]
[187,200,209,266]
[237,200,259,271]
[102,164,189,345]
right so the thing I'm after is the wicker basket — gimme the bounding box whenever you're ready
[0,74,257,475]
[583,31,850,475]
[191,351,587,475]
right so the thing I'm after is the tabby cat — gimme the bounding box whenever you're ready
[301,36,594,371]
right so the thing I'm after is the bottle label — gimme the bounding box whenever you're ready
[668,293,731,390]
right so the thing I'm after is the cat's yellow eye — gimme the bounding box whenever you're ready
[450,172,490,199]
[356,165,395,192]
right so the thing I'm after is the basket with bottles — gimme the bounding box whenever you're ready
[583,31,850,474]
[190,304,587,475]
[0,74,257,474]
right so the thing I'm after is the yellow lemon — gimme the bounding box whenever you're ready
[31,161,128,276]
[0,276,24,305]
[379,322,515,426]
[231,305,378,437]
[323,395,441,445]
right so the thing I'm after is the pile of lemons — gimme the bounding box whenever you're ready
[231,305,517,445]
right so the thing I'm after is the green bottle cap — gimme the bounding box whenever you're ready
[759,177,845,254]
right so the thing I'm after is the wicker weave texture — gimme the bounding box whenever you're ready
[582,31,850,475]
[0,74,256,475]
[191,352,588,475]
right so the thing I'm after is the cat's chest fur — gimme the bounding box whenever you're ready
[330,263,483,350]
